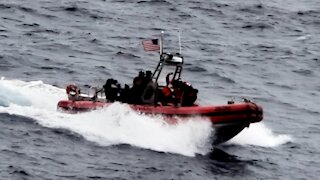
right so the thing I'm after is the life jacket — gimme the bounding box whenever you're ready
[173,88,183,100]
[162,86,172,97]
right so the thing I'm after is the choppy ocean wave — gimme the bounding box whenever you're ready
[0,0,319,179]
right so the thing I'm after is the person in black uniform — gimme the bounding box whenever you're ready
[103,79,119,102]
[128,71,145,104]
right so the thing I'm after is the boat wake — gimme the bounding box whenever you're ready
[0,78,292,156]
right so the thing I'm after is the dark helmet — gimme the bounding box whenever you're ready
[146,70,152,79]
[138,71,145,77]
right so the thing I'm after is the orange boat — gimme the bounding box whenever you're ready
[57,33,263,145]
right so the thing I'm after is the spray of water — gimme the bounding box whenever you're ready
[229,123,292,147]
[0,78,292,156]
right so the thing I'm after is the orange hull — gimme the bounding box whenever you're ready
[57,100,262,124]
[57,100,263,145]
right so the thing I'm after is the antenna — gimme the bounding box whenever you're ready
[178,30,182,55]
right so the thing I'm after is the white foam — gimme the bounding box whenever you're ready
[229,123,293,147]
[0,83,31,107]
[0,78,65,110]
[0,78,212,156]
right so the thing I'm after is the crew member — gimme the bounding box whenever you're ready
[181,82,198,106]
[128,71,145,104]
[66,84,80,101]
[104,79,119,102]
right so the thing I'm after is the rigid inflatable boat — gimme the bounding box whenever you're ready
[57,33,263,145]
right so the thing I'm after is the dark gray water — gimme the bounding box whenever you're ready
[0,0,319,179]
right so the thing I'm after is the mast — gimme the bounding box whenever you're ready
[178,30,181,55]
[152,31,165,82]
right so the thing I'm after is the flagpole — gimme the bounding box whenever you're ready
[160,31,164,56]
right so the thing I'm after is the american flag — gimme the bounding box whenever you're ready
[142,39,160,51]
